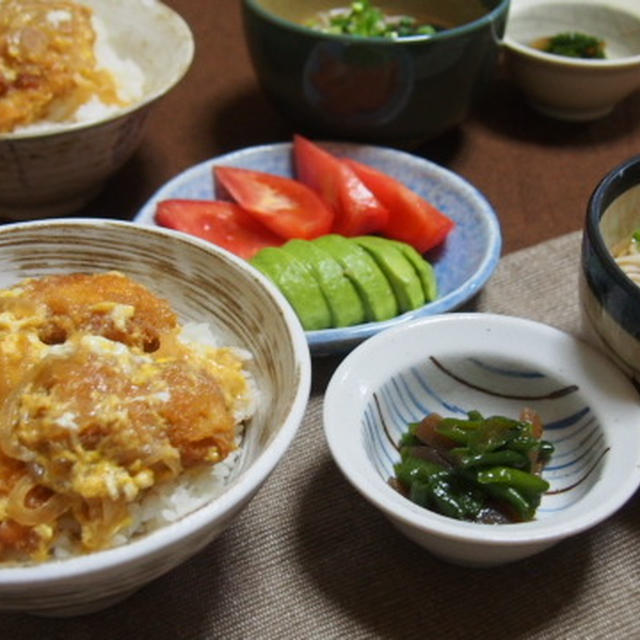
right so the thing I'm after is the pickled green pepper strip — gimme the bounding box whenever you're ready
[475,466,550,495]
[408,478,469,520]
[408,476,484,521]
[480,483,537,521]
[393,456,448,488]
[429,478,472,521]
[432,421,479,445]
[455,449,529,470]
[436,414,527,451]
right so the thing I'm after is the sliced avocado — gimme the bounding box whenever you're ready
[250,247,332,330]
[390,240,438,302]
[281,239,365,327]
[312,235,398,322]
[354,236,425,313]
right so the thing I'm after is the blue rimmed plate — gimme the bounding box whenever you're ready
[134,142,502,355]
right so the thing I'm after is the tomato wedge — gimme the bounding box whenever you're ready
[214,166,334,240]
[155,199,283,260]
[293,135,389,237]
[342,157,455,253]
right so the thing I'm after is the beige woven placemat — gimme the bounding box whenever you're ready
[3,231,639,639]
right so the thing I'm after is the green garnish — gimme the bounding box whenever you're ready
[307,1,437,39]
[632,229,640,244]
[540,32,606,59]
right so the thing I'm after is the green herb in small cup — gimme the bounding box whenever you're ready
[533,32,606,59]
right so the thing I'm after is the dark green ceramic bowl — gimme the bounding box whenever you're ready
[242,0,510,143]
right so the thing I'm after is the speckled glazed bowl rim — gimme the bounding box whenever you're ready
[323,313,640,547]
[585,154,640,305]
[502,1,640,69]
[0,0,195,141]
[0,218,312,586]
[244,0,511,45]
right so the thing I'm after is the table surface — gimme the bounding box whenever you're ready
[77,0,640,257]
[4,233,639,638]
[3,1,640,635]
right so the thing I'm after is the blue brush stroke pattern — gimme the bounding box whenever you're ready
[365,356,607,520]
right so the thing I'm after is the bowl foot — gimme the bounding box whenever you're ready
[528,100,615,122]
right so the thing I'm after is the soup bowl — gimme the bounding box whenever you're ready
[581,154,640,382]
[0,219,311,616]
[242,0,511,144]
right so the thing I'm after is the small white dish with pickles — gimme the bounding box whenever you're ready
[323,313,640,567]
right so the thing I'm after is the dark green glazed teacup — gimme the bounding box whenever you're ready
[242,0,510,144]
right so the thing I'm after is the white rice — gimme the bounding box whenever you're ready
[91,17,145,105]
[11,12,145,134]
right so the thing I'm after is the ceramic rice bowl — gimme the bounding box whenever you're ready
[0,219,311,616]
[0,0,194,220]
